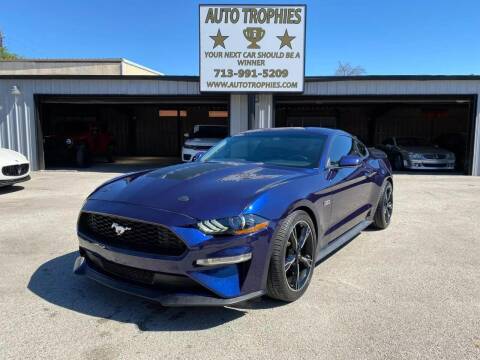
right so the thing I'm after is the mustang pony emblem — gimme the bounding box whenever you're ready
[111,222,131,236]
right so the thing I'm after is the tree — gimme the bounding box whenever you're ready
[0,47,20,60]
[0,31,21,60]
[334,61,366,76]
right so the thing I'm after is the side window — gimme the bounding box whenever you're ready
[355,140,368,158]
[328,136,354,166]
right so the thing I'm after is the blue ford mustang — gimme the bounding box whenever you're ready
[74,128,393,305]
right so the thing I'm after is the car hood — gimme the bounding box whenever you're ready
[89,162,310,220]
[398,146,451,154]
[0,148,28,165]
[184,138,223,147]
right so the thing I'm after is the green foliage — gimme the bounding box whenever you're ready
[0,46,21,60]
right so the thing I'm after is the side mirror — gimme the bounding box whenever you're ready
[338,155,362,167]
[192,152,205,162]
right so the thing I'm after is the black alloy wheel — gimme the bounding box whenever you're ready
[267,210,316,302]
[383,184,393,224]
[372,181,393,229]
[284,220,314,291]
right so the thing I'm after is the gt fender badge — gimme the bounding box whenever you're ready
[177,195,190,202]
[323,199,331,207]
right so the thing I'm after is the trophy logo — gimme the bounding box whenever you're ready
[243,27,265,49]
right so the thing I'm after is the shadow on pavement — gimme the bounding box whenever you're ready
[28,252,247,331]
[0,185,25,194]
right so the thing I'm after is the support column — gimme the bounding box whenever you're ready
[229,94,248,135]
[254,93,273,129]
[473,100,480,176]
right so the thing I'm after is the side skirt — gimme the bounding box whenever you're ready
[316,220,372,263]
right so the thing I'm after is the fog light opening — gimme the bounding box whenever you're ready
[196,253,252,266]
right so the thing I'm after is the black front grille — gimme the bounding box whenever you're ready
[192,145,212,151]
[78,212,187,256]
[2,164,29,177]
[424,154,446,160]
[422,162,448,168]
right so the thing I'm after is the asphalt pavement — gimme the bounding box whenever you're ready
[0,169,479,359]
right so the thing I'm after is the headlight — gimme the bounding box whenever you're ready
[446,153,455,160]
[197,214,269,235]
[407,152,423,160]
[65,138,73,145]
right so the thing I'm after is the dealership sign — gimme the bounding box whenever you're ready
[199,5,306,93]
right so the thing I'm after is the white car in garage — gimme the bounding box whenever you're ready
[0,148,30,188]
[181,125,228,162]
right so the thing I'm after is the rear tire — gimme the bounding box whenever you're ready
[372,181,393,229]
[267,210,316,302]
[393,155,404,171]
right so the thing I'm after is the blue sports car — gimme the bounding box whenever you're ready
[74,128,393,305]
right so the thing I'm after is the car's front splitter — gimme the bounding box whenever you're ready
[0,175,30,187]
[73,255,265,306]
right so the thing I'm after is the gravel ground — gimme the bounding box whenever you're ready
[0,170,479,360]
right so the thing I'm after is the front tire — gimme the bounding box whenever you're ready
[372,181,393,229]
[267,210,316,302]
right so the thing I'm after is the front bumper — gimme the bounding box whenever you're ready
[0,174,30,187]
[181,147,211,162]
[181,147,200,162]
[74,200,274,306]
[403,159,455,170]
[73,255,264,306]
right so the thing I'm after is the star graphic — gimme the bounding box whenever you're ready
[277,29,296,49]
[210,29,228,49]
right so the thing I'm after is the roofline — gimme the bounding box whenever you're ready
[121,58,164,75]
[0,74,479,81]
[0,58,128,63]
[305,75,480,81]
[0,74,198,81]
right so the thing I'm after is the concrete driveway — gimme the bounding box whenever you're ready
[0,170,479,359]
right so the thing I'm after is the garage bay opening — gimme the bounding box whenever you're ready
[37,95,229,171]
[275,95,476,174]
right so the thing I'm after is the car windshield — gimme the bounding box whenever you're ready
[396,137,430,146]
[201,132,327,168]
[193,126,228,138]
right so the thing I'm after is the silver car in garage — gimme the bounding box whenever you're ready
[379,137,455,170]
